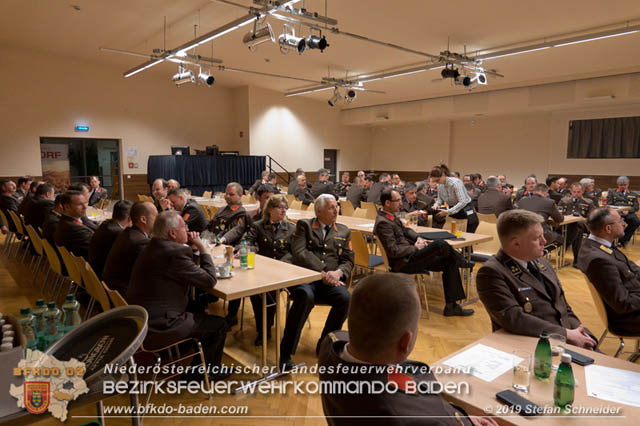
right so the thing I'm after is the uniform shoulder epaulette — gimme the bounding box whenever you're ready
[599,245,613,255]
[504,258,523,276]
[385,213,394,221]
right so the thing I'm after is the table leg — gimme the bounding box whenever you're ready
[261,292,267,367]
[462,246,478,305]
[560,224,568,269]
[275,289,281,367]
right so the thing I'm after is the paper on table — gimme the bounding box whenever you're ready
[358,223,375,229]
[443,344,518,382]
[585,365,640,408]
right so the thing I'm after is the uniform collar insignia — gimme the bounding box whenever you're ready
[312,220,319,229]
[333,223,338,231]
[231,205,239,211]
[385,213,395,221]
[504,258,523,276]
[388,369,417,394]
[599,244,613,255]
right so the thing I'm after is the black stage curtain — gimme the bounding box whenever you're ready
[147,155,266,195]
[568,117,640,158]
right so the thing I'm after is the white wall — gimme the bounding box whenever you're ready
[248,86,371,172]
[0,43,237,176]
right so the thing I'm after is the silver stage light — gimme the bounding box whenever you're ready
[306,34,329,52]
[172,67,195,86]
[278,24,306,54]
[242,22,275,51]
[198,71,215,86]
[344,89,357,104]
[328,88,342,107]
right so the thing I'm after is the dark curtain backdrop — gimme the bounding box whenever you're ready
[568,117,640,158]
[147,155,266,195]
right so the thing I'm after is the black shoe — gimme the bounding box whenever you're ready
[225,315,238,328]
[443,303,474,317]
[456,257,475,269]
[279,357,295,372]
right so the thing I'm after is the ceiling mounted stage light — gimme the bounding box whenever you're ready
[278,24,306,54]
[328,87,342,107]
[440,66,460,79]
[344,89,356,104]
[198,71,215,86]
[242,19,275,51]
[172,65,195,86]
[306,34,329,52]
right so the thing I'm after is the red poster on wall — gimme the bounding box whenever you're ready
[40,144,70,191]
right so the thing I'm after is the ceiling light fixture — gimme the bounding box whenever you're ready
[306,34,329,52]
[344,89,357,104]
[172,65,195,86]
[278,24,306,54]
[328,87,342,107]
[198,71,215,86]
[242,18,275,51]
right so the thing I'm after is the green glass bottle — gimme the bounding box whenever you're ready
[534,331,552,380]
[554,353,575,409]
[239,238,248,269]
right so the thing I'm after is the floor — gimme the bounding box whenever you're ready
[0,234,637,426]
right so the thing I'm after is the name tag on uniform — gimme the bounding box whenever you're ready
[465,210,474,216]
[517,287,532,292]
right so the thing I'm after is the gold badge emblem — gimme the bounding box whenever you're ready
[524,300,533,313]
[599,245,613,255]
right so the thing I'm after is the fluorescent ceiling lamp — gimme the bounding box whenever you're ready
[124,59,164,78]
[553,29,639,47]
[285,86,333,97]
[481,46,550,60]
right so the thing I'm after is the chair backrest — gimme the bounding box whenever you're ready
[290,200,302,210]
[8,211,24,235]
[207,205,218,219]
[361,202,377,213]
[198,204,211,220]
[79,259,111,312]
[24,225,43,256]
[202,191,212,199]
[583,276,610,329]
[285,193,295,204]
[473,220,501,256]
[339,200,355,217]
[104,282,128,308]
[444,216,467,233]
[477,213,497,224]
[241,195,253,204]
[57,245,83,286]
[353,208,369,218]
[281,186,289,194]
[137,194,146,201]
[41,239,63,275]
[350,230,371,268]
[0,210,10,230]
[364,208,377,220]
[376,241,391,272]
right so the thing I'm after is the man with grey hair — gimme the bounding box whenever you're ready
[346,176,367,209]
[294,174,314,206]
[319,273,497,426]
[578,207,640,336]
[288,168,307,195]
[280,193,354,371]
[607,176,639,248]
[477,176,513,217]
[127,211,228,372]
[515,183,563,244]
[580,177,601,207]
[167,179,180,190]
[477,209,595,349]
[167,188,208,233]
[311,168,337,199]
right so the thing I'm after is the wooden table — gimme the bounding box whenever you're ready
[551,215,586,269]
[207,245,321,369]
[433,331,640,425]
[192,197,259,212]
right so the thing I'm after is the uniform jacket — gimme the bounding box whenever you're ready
[208,203,251,245]
[18,193,35,217]
[335,181,351,197]
[292,218,354,280]
[584,190,601,207]
[477,188,513,217]
[1,193,19,232]
[367,181,389,204]
[516,194,563,242]
[558,196,595,218]
[577,238,640,336]
[549,189,564,204]
[82,215,98,232]
[607,188,639,213]
[373,209,418,271]
[514,188,533,202]
[127,238,217,350]
[294,184,314,205]
[346,185,367,209]
[88,186,109,206]
[311,181,337,199]
[88,219,124,278]
[24,197,54,230]
[182,199,208,233]
[246,219,295,262]
[42,211,61,243]
[477,250,581,338]
[318,331,472,426]
[54,214,95,260]
[248,179,265,195]
[102,225,150,295]
[401,198,433,226]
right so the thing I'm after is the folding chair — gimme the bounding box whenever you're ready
[339,200,355,217]
[24,225,46,288]
[0,210,16,255]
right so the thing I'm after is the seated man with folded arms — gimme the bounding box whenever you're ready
[88,200,133,278]
[476,209,596,349]
[477,176,513,218]
[319,273,496,426]
[54,190,95,260]
[151,178,171,213]
[245,194,295,346]
[335,171,351,197]
[294,174,315,206]
[514,175,537,202]
[374,189,474,317]
[127,211,228,374]
[280,194,353,371]
[167,188,208,234]
[103,201,157,295]
[578,207,640,336]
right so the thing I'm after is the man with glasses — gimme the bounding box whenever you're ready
[374,189,475,317]
[577,207,640,336]
[607,176,640,248]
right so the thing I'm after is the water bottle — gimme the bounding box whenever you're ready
[554,353,575,409]
[239,238,248,269]
[44,302,63,348]
[32,299,47,349]
[18,308,37,350]
[62,294,82,333]
[534,331,552,380]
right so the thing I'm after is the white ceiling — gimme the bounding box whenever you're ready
[2,0,640,108]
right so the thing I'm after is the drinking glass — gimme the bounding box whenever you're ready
[512,350,532,393]
[549,333,566,371]
[247,249,255,269]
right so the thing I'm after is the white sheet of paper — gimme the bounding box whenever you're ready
[358,223,375,229]
[585,365,640,408]
[442,344,518,382]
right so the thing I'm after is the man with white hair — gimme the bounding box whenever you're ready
[607,176,640,248]
[477,176,513,217]
[280,194,354,371]
[294,174,314,206]
[580,177,601,207]
[167,188,208,233]
[127,211,228,372]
